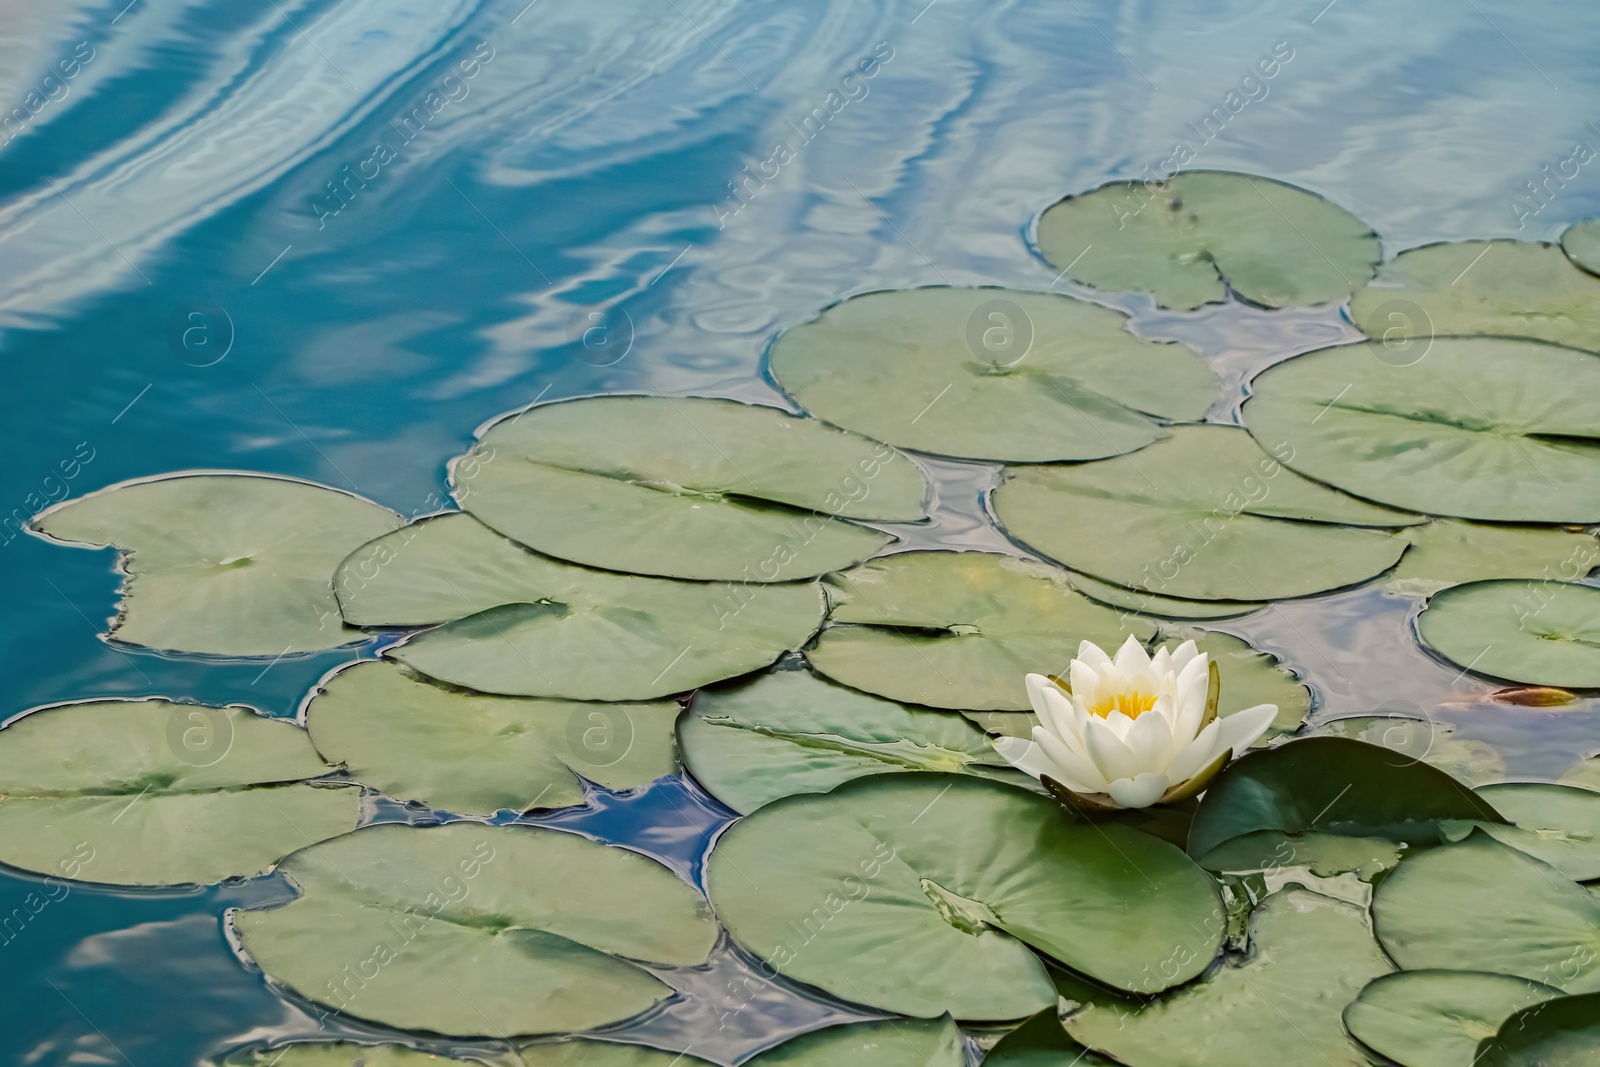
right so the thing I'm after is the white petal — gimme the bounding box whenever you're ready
[1068,659,1100,704]
[1123,705,1176,772]
[1033,727,1110,793]
[1082,715,1145,783]
[1149,693,1181,731]
[1102,709,1137,740]
[1112,633,1150,673]
[1108,772,1169,809]
[1025,673,1062,718]
[993,736,1098,793]
[1169,640,1201,674]
[1076,640,1114,672]
[1039,687,1085,747]
[1166,720,1226,784]
[1149,645,1172,676]
[1217,704,1279,755]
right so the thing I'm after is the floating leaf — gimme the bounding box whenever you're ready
[455,396,928,581]
[1245,336,1600,522]
[979,1009,1119,1067]
[1069,571,1266,620]
[1066,888,1394,1066]
[678,669,1024,814]
[1350,240,1600,354]
[224,1046,478,1066]
[1036,171,1381,310]
[1342,970,1561,1067]
[1313,716,1507,787]
[1462,783,1600,882]
[1186,737,1503,859]
[305,661,678,816]
[1417,580,1600,688]
[0,698,355,886]
[1474,991,1600,1066]
[706,774,1224,1019]
[806,551,1154,711]
[766,287,1217,462]
[337,514,825,699]
[33,473,401,656]
[515,1045,709,1066]
[994,425,1413,601]
[1195,829,1403,881]
[1388,521,1600,596]
[1373,832,1600,993]
[234,823,718,1036]
[1563,218,1600,277]
[743,1018,967,1066]
[1562,757,1600,791]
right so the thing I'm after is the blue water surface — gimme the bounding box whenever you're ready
[4,0,1600,1062]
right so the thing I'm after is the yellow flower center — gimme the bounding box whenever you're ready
[1088,689,1159,719]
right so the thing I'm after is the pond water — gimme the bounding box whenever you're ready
[4,0,1600,1063]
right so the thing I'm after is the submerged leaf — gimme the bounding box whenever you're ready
[0,698,355,886]
[33,473,401,656]
[1036,171,1380,310]
[743,1018,967,1066]
[1343,970,1561,1067]
[1474,991,1600,1066]
[454,396,928,581]
[767,287,1217,462]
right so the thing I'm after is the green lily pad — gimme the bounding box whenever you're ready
[1313,716,1507,787]
[743,1018,967,1066]
[1562,757,1600,791]
[305,661,678,816]
[1350,240,1600,354]
[1417,580,1600,688]
[1562,218,1600,277]
[33,473,401,656]
[1068,571,1266,620]
[336,514,825,699]
[0,698,355,886]
[1195,829,1404,881]
[1244,336,1600,522]
[234,823,718,1036]
[1036,171,1381,310]
[1388,521,1600,596]
[223,1046,479,1066]
[981,1009,1119,1066]
[1187,737,1504,859]
[766,287,1217,463]
[806,550,1154,711]
[706,773,1224,1018]
[515,1044,709,1066]
[1373,832,1600,993]
[1475,991,1600,1066]
[455,396,927,581]
[1343,970,1562,1067]
[993,425,1414,602]
[1066,887,1394,1066]
[1461,783,1600,882]
[678,669,1025,814]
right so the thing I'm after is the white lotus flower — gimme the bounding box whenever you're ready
[993,635,1278,810]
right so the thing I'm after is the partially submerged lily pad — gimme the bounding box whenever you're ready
[224,1046,478,1066]
[743,1017,967,1066]
[979,1009,1118,1067]
[1186,737,1504,859]
[33,473,401,656]
[1350,240,1600,354]
[1036,171,1381,310]
[305,661,679,816]
[766,287,1217,462]
[706,774,1224,1018]
[1563,218,1600,277]
[806,551,1154,711]
[1462,782,1600,882]
[1373,832,1600,992]
[1244,337,1600,522]
[234,823,718,1036]
[1474,990,1600,1066]
[0,698,355,886]
[337,514,825,699]
[1313,715,1506,787]
[993,425,1414,601]
[1194,829,1403,882]
[515,1043,710,1066]
[1388,521,1600,596]
[1066,888,1394,1066]
[1417,579,1600,688]
[454,396,928,581]
[1068,572,1266,620]
[1342,970,1562,1067]
[678,669,1024,814]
